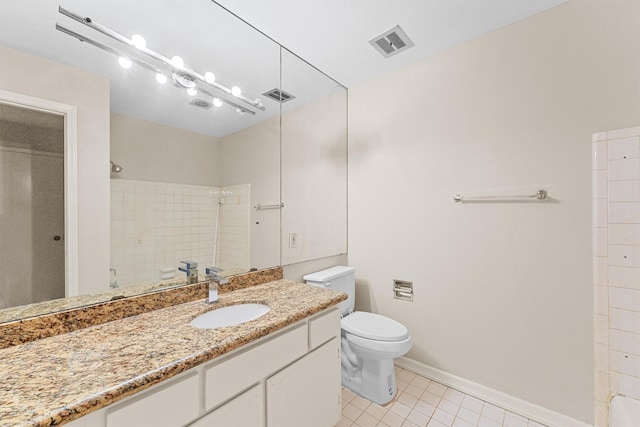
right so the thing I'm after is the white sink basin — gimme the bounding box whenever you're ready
[190,303,270,328]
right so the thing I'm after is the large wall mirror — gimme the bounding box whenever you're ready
[0,0,346,322]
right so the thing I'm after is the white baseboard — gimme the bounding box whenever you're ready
[395,356,592,427]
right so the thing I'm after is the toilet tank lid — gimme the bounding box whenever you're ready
[303,266,355,283]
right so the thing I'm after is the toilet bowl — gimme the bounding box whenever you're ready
[304,266,412,405]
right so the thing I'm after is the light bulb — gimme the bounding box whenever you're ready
[186,87,198,96]
[212,98,223,108]
[254,98,263,108]
[131,34,146,49]
[155,73,167,84]
[204,72,216,84]
[231,86,242,97]
[118,57,132,69]
[236,108,245,116]
[171,56,184,68]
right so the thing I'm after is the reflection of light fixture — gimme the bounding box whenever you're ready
[118,56,132,69]
[56,6,265,115]
[204,72,216,84]
[131,34,146,49]
[212,97,223,107]
[186,87,198,96]
[155,73,167,84]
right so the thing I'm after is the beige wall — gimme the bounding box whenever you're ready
[110,112,221,186]
[0,45,110,295]
[348,0,640,423]
[219,117,281,270]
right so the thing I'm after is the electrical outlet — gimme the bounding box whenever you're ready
[289,232,298,248]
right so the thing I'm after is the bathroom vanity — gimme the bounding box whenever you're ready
[0,280,346,427]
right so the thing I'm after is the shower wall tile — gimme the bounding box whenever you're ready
[609,224,640,245]
[608,158,640,181]
[608,136,640,160]
[610,371,640,400]
[609,287,640,312]
[607,126,640,141]
[593,256,608,286]
[593,140,608,170]
[593,131,608,142]
[593,199,608,227]
[593,228,608,257]
[594,314,609,345]
[111,179,218,287]
[608,202,640,224]
[609,308,640,334]
[593,126,640,420]
[593,170,608,198]
[609,180,640,202]
[610,350,640,378]
[593,285,608,315]
[610,329,640,355]
[608,245,640,267]
[608,266,640,290]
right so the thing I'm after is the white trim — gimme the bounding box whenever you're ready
[0,89,79,298]
[396,357,593,427]
[0,146,64,158]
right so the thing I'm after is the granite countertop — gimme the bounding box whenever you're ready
[0,280,346,427]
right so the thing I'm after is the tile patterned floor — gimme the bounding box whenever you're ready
[336,367,547,427]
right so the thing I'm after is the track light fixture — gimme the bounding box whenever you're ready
[56,6,264,116]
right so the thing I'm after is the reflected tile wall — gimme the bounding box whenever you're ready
[592,126,640,427]
[111,179,218,287]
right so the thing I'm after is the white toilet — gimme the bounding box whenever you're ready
[304,266,412,405]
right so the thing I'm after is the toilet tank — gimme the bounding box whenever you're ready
[303,266,355,315]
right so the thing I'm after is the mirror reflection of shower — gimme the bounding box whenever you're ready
[110,160,123,173]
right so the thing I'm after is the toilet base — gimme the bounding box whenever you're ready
[341,356,397,405]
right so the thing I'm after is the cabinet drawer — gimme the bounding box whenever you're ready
[205,323,307,410]
[106,372,199,427]
[309,308,340,349]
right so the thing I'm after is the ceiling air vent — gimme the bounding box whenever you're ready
[189,99,212,110]
[369,25,415,58]
[262,88,296,104]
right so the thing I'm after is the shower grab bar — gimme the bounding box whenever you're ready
[453,189,547,203]
[254,202,285,210]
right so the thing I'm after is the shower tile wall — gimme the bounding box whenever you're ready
[216,183,251,273]
[592,126,640,427]
[110,179,218,287]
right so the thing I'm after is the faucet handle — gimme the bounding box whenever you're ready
[205,266,223,276]
[180,260,198,269]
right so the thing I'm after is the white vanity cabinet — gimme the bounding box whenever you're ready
[266,339,340,427]
[190,384,264,427]
[65,307,341,427]
[105,372,199,427]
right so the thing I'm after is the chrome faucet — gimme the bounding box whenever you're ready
[205,267,229,303]
[179,261,199,284]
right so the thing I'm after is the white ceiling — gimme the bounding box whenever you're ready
[0,0,568,137]
[215,0,568,87]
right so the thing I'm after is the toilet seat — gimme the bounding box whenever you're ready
[341,311,410,342]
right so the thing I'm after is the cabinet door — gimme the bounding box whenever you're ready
[266,338,340,427]
[190,384,264,427]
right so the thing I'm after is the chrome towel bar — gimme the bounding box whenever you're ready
[453,189,547,203]
[254,203,284,210]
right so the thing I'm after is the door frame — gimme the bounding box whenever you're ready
[0,89,79,297]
